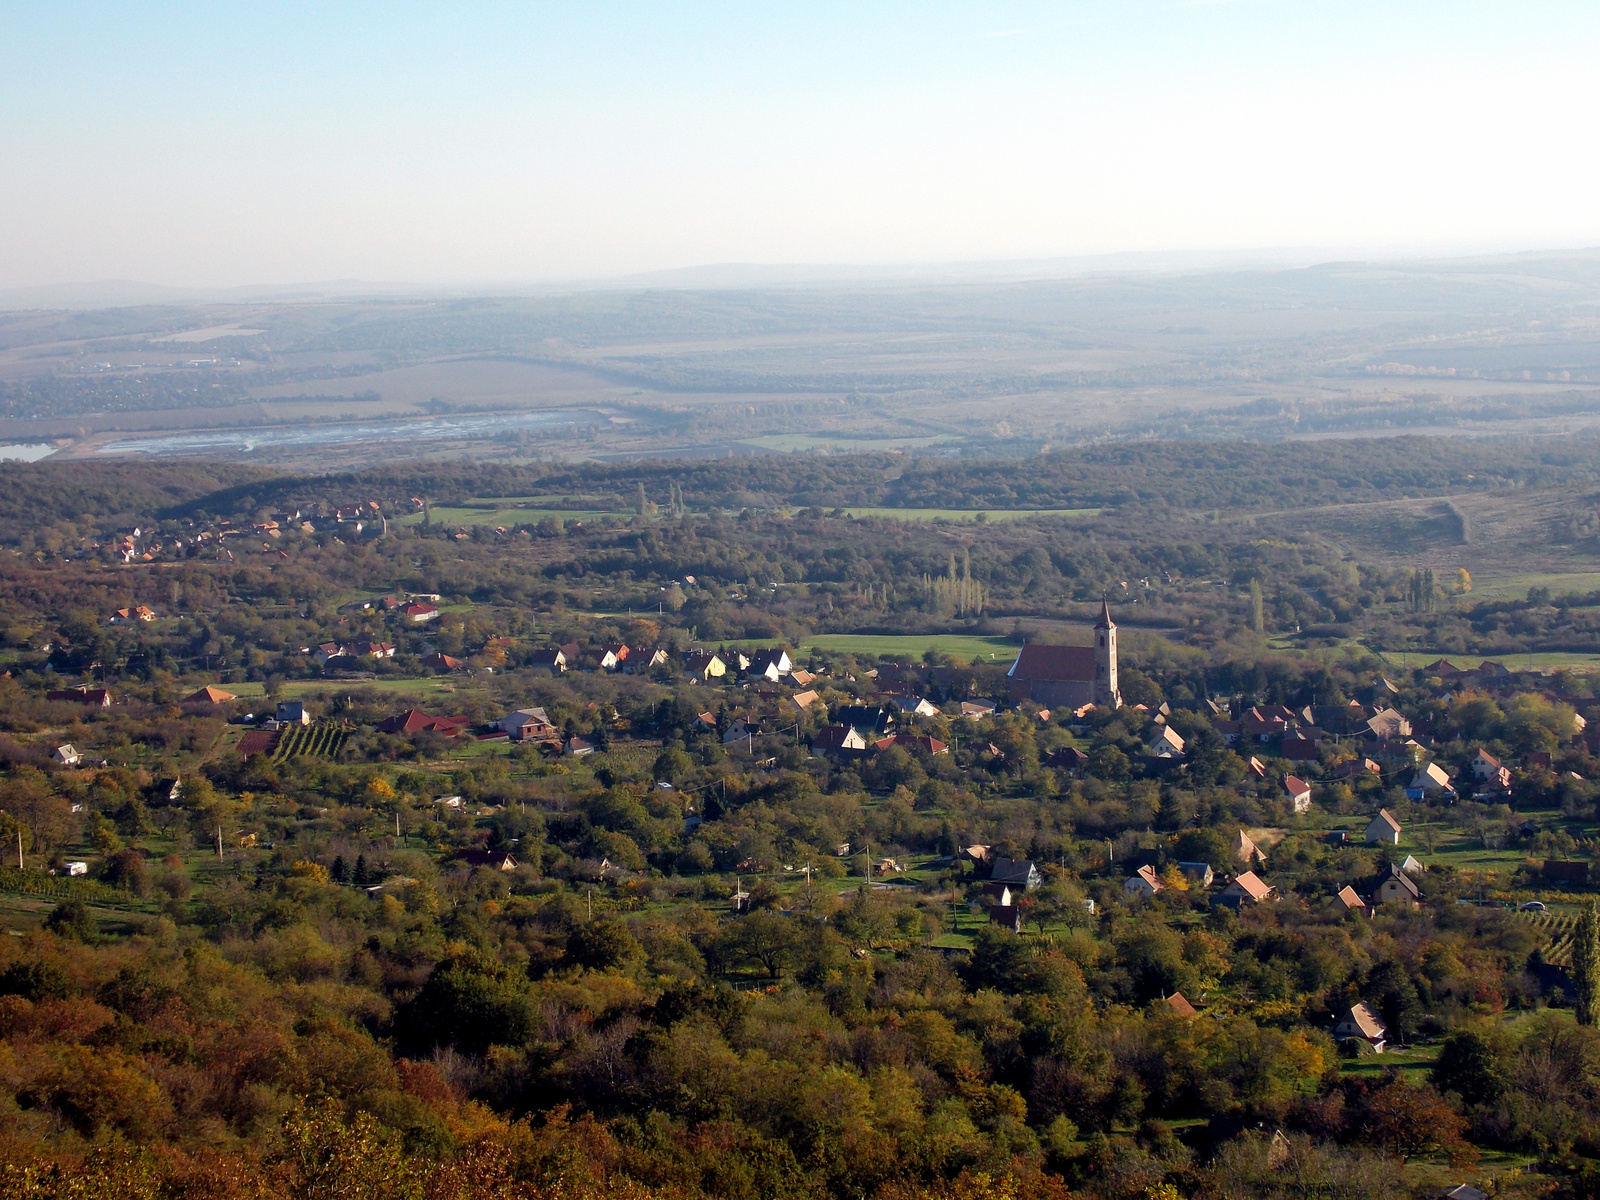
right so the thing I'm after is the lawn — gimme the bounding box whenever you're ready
[798,633,1019,664]
[222,677,467,700]
[1467,571,1600,600]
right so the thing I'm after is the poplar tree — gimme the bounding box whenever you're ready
[1576,899,1600,1027]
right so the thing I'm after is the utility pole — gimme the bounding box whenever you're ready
[216,826,224,863]
[16,829,22,870]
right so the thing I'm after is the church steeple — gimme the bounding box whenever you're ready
[1094,597,1120,708]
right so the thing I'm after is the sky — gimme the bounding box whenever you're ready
[2,1,1599,289]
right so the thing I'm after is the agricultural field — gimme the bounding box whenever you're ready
[272,722,351,761]
[798,632,1019,663]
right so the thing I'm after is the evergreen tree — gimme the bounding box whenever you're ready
[1576,899,1600,1027]
[1249,578,1265,633]
[352,854,369,886]
[330,854,348,884]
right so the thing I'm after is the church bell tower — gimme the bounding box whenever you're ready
[1094,598,1120,708]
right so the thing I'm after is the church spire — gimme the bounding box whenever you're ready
[1095,597,1114,629]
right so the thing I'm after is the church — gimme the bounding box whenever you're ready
[1005,599,1121,709]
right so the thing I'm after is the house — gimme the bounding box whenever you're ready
[811,725,871,757]
[980,882,1015,906]
[1335,885,1368,915]
[790,690,821,712]
[892,734,950,756]
[1045,746,1089,770]
[1007,601,1120,708]
[601,643,631,670]
[562,735,595,757]
[1366,708,1412,740]
[989,904,1023,932]
[723,719,761,746]
[1233,829,1267,868]
[1406,762,1453,800]
[376,709,469,737]
[315,642,346,665]
[684,650,727,680]
[960,700,998,720]
[276,701,310,726]
[184,685,237,705]
[834,705,895,736]
[1281,732,1322,761]
[1331,1002,1387,1052]
[1178,861,1214,888]
[1444,1187,1488,1200]
[528,649,568,675]
[1162,992,1198,1017]
[627,648,669,673]
[990,857,1043,891]
[1400,855,1426,875]
[1335,757,1381,781]
[1282,775,1313,814]
[46,686,113,707]
[65,861,89,877]
[458,849,519,872]
[402,602,440,624]
[746,649,792,681]
[1471,748,1504,782]
[1477,765,1513,796]
[1543,860,1590,886]
[1366,809,1402,845]
[1422,658,1461,677]
[497,707,559,742]
[420,653,466,673]
[1215,870,1274,909]
[1147,725,1186,759]
[1247,756,1267,779]
[1372,864,1422,908]
[53,744,80,766]
[1125,864,1164,898]
[435,795,465,810]
[886,694,939,719]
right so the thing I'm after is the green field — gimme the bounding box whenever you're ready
[223,677,465,700]
[735,434,961,453]
[799,633,1019,663]
[396,506,620,527]
[838,506,1102,523]
[1374,648,1600,673]
[1467,571,1600,600]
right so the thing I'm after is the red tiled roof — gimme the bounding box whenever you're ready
[1009,643,1096,682]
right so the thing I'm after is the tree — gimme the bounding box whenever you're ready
[1358,1080,1476,1165]
[46,898,95,943]
[1249,578,1265,633]
[1431,1029,1508,1103]
[1575,899,1600,1027]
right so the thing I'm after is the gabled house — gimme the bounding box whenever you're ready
[184,685,238,705]
[811,725,871,757]
[420,653,466,673]
[990,857,1043,891]
[961,700,998,720]
[1471,748,1504,782]
[1162,992,1198,1017]
[1125,864,1164,897]
[276,701,310,726]
[376,709,469,737]
[1331,1002,1387,1052]
[1406,762,1453,800]
[1334,757,1381,781]
[528,648,567,674]
[402,602,440,624]
[790,690,821,712]
[685,650,726,680]
[457,849,519,872]
[1335,885,1368,915]
[1366,708,1412,741]
[562,735,594,757]
[1366,809,1402,845]
[989,904,1023,932]
[834,706,895,736]
[723,719,761,746]
[497,707,559,742]
[601,643,631,669]
[47,686,113,707]
[53,744,80,766]
[1233,828,1267,868]
[1147,725,1186,759]
[1045,746,1089,770]
[1214,870,1274,909]
[1282,775,1313,814]
[746,649,792,681]
[1178,861,1214,888]
[1372,864,1421,908]
[886,694,939,718]
[626,648,669,673]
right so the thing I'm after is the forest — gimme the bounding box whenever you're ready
[2,448,1600,1199]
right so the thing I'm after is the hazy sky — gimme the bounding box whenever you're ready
[3,1,1598,288]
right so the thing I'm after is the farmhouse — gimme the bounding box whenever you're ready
[1214,870,1274,909]
[1331,1002,1387,1052]
[1365,809,1402,845]
[1282,775,1313,813]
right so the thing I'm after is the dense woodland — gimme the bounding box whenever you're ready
[3,450,1600,1199]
